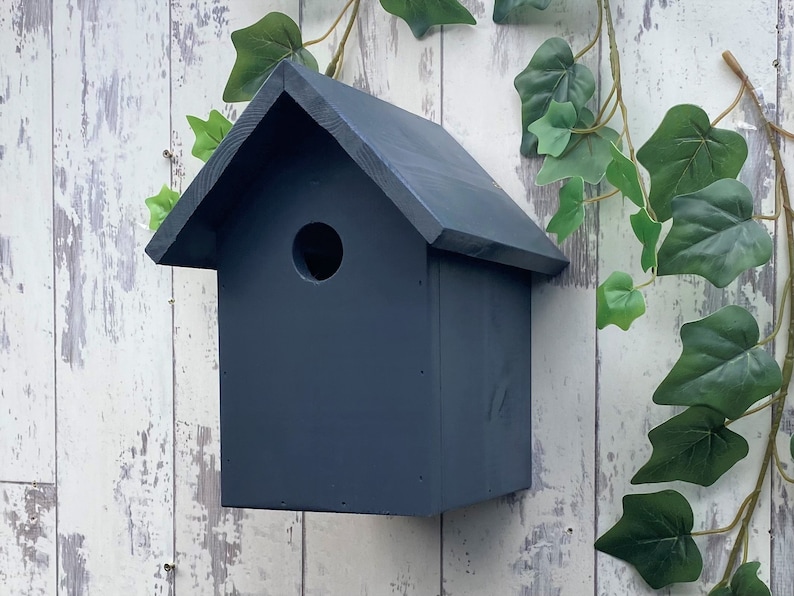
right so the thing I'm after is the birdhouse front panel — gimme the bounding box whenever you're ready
[216,112,442,515]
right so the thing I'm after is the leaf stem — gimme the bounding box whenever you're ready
[574,0,603,60]
[634,270,657,290]
[602,0,653,218]
[758,276,791,346]
[596,82,617,120]
[304,0,356,47]
[719,50,794,586]
[772,440,794,483]
[753,173,784,221]
[691,491,758,536]
[711,80,745,127]
[572,97,619,134]
[324,0,360,77]
[726,394,783,424]
[584,188,620,204]
[771,122,794,139]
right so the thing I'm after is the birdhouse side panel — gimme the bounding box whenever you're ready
[215,122,442,515]
[435,251,533,512]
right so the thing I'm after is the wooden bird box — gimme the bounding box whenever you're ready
[146,61,567,516]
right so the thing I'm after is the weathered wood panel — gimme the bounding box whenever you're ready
[298,3,443,593]
[596,1,778,594]
[52,0,174,593]
[0,482,56,595]
[773,3,794,592]
[440,2,599,594]
[1,0,792,593]
[169,1,304,593]
[0,0,54,484]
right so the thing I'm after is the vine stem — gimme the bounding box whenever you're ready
[325,0,361,77]
[691,491,758,537]
[304,0,356,48]
[574,0,603,60]
[584,188,620,204]
[758,276,792,346]
[602,0,654,220]
[718,50,794,586]
[726,394,784,424]
[773,440,794,483]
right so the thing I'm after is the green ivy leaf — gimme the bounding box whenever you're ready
[223,12,319,103]
[536,114,620,185]
[514,38,596,155]
[186,110,233,163]
[145,185,180,231]
[709,562,771,596]
[379,0,476,38]
[596,271,646,331]
[606,142,644,208]
[630,209,662,272]
[632,406,748,486]
[493,0,552,23]
[654,305,782,420]
[637,104,748,221]
[656,179,773,288]
[595,490,702,589]
[546,177,585,242]
[527,100,577,157]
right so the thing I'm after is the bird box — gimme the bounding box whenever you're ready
[146,61,567,516]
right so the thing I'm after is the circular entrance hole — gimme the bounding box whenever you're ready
[292,222,343,281]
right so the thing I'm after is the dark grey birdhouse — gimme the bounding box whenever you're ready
[146,61,567,516]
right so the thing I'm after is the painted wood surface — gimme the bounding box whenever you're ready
[51,1,174,593]
[0,0,54,485]
[1,0,793,594]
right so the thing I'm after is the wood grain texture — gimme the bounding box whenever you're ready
[52,0,174,593]
[170,2,304,594]
[0,482,56,595]
[2,0,793,593]
[296,2,444,593]
[773,3,794,592]
[596,1,778,594]
[441,2,599,594]
[0,0,55,484]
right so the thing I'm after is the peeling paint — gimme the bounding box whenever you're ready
[59,532,89,596]
[54,204,86,368]
[0,315,10,352]
[513,522,570,596]
[3,485,55,570]
[0,235,12,282]
[11,0,51,38]
[194,424,244,596]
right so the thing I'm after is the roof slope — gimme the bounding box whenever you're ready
[146,60,568,274]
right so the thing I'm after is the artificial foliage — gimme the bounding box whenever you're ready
[144,1,794,592]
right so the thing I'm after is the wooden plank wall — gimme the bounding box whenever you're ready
[0,0,791,594]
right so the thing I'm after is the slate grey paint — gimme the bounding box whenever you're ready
[146,60,568,275]
[146,64,565,516]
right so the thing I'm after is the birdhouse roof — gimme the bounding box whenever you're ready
[145,60,568,274]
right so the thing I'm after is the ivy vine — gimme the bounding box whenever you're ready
[146,1,794,593]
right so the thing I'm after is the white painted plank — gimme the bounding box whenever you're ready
[52,1,174,593]
[299,3,443,594]
[440,2,599,594]
[773,1,794,591]
[0,482,56,595]
[0,0,55,483]
[169,1,304,593]
[597,1,777,594]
